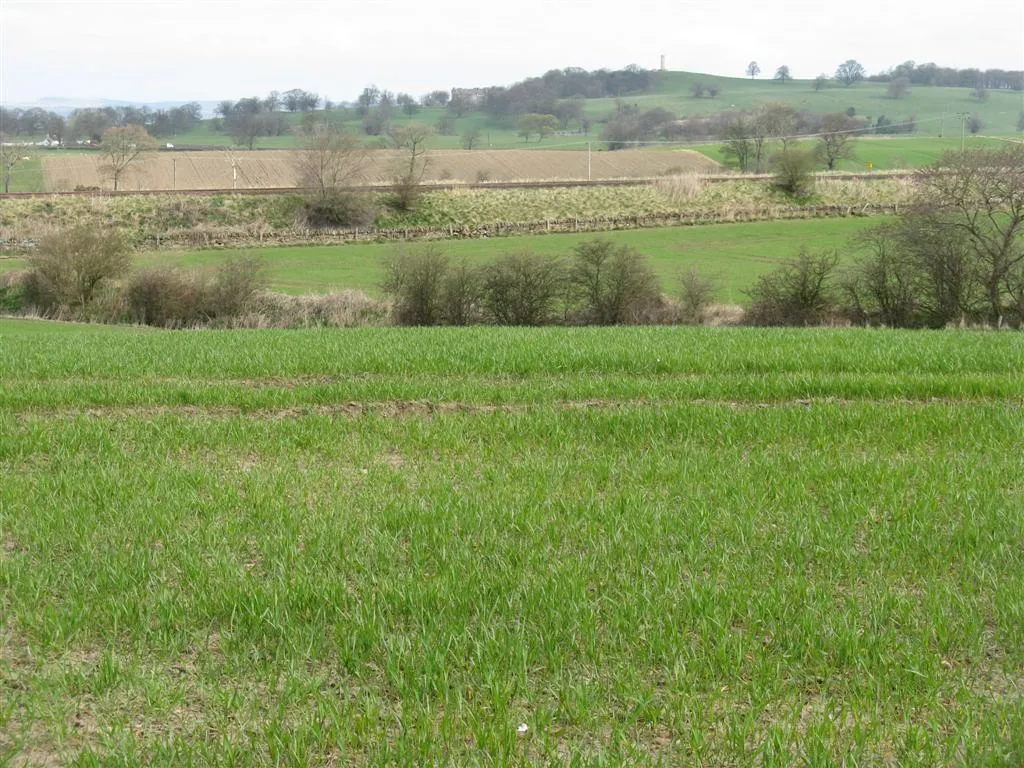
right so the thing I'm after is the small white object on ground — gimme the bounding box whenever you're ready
[517,723,529,734]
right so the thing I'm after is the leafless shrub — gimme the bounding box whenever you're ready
[770,148,816,196]
[205,256,266,319]
[124,256,265,327]
[297,191,377,229]
[25,226,132,313]
[678,266,720,324]
[842,225,923,327]
[125,266,208,327]
[745,249,841,326]
[568,239,661,324]
[441,259,483,326]
[480,251,564,325]
[381,245,449,325]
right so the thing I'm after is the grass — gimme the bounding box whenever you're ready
[601,71,1024,137]
[693,135,1011,171]
[0,218,881,303]
[1,322,1023,765]
[4,155,44,193]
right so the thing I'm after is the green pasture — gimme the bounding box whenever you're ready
[1,323,1023,765]
[114,218,882,303]
[693,134,1010,170]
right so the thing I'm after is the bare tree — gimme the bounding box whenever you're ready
[815,113,858,170]
[813,74,829,91]
[915,145,1024,324]
[389,123,433,210]
[263,91,281,112]
[98,125,156,191]
[774,65,792,83]
[293,122,366,199]
[746,61,761,79]
[357,85,381,116]
[0,139,20,194]
[835,60,865,87]
[750,103,796,171]
[720,115,754,172]
[461,127,481,150]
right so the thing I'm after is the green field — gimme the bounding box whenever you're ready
[0,218,884,303]
[2,321,1023,765]
[692,135,1010,171]
[164,71,1022,154]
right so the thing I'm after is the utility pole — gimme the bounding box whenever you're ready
[956,112,970,154]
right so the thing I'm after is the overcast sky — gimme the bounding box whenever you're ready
[1,0,1022,104]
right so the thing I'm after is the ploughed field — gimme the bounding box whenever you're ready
[41,149,718,192]
[1,322,1023,765]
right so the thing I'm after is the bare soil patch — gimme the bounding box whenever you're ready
[42,149,718,192]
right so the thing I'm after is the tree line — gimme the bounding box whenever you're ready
[0,103,202,144]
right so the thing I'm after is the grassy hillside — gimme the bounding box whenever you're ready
[600,71,1024,136]
[163,71,1022,154]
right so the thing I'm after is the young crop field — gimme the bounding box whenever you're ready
[1,321,1023,765]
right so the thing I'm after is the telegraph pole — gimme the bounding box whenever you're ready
[956,112,970,154]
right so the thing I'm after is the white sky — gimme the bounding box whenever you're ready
[1,0,1022,104]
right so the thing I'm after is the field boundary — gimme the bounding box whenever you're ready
[129,203,900,250]
[0,171,918,200]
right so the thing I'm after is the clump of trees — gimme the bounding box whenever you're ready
[751,146,1024,328]
[1,103,202,146]
[602,104,684,150]
[720,102,799,173]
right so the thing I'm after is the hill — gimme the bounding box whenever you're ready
[590,71,1022,136]
[162,70,1021,155]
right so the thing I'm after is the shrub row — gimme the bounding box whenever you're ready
[6,226,388,329]
[380,240,716,326]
